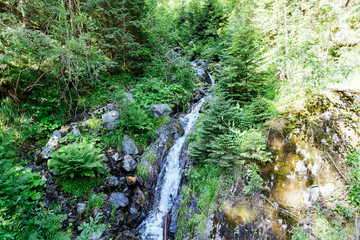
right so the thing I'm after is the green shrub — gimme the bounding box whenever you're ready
[243,168,268,196]
[119,102,155,145]
[0,135,68,239]
[101,129,123,150]
[78,214,106,240]
[291,226,313,240]
[86,194,105,216]
[237,129,272,163]
[48,142,104,178]
[346,148,360,206]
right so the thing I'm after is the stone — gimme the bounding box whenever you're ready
[108,176,120,187]
[191,59,212,84]
[121,135,138,155]
[41,131,62,159]
[135,187,146,205]
[126,176,137,186]
[103,156,109,162]
[112,152,120,161]
[102,111,119,130]
[129,202,138,214]
[77,203,86,216]
[123,155,137,172]
[109,192,129,209]
[70,126,81,138]
[124,92,134,102]
[149,104,172,118]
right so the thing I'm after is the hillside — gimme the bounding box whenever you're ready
[1,0,360,239]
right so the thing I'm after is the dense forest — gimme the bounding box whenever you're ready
[1,0,360,239]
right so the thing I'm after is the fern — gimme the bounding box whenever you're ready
[48,142,104,178]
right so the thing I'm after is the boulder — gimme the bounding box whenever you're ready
[109,192,129,209]
[123,155,137,172]
[102,111,119,130]
[77,203,86,216]
[150,104,172,118]
[41,131,62,159]
[121,135,138,155]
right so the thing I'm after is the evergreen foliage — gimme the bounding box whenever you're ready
[219,17,267,103]
[189,96,242,168]
[82,0,149,73]
[48,142,104,178]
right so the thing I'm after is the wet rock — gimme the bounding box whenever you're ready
[126,176,137,186]
[123,155,137,172]
[121,135,138,155]
[115,230,139,240]
[102,111,119,130]
[41,131,62,159]
[109,192,129,209]
[108,176,120,187]
[77,203,86,216]
[150,104,172,118]
[191,59,212,84]
[142,118,184,208]
[126,212,146,228]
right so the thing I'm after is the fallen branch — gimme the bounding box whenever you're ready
[325,152,350,184]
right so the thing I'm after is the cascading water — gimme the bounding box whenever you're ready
[140,97,207,240]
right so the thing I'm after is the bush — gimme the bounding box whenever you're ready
[346,148,360,206]
[0,135,68,239]
[48,142,104,178]
[119,102,155,145]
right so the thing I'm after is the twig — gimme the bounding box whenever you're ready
[325,152,350,184]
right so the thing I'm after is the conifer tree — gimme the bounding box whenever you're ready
[82,0,149,73]
[219,17,267,104]
[189,96,242,168]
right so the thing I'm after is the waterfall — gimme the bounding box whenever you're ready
[140,97,207,240]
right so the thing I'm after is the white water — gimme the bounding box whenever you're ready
[141,97,207,240]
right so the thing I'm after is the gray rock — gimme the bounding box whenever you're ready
[77,203,87,216]
[41,131,62,159]
[124,92,134,102]
[191,59,211,84]
[150,104,172,118]
[102,111,119,130]
[70,126,81,138]
[123,155,137,172]
[108,176,120,187]
[112,152,120,161]
[121,135,138,155]
[109,192,129,209]
[103,156,109,162]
